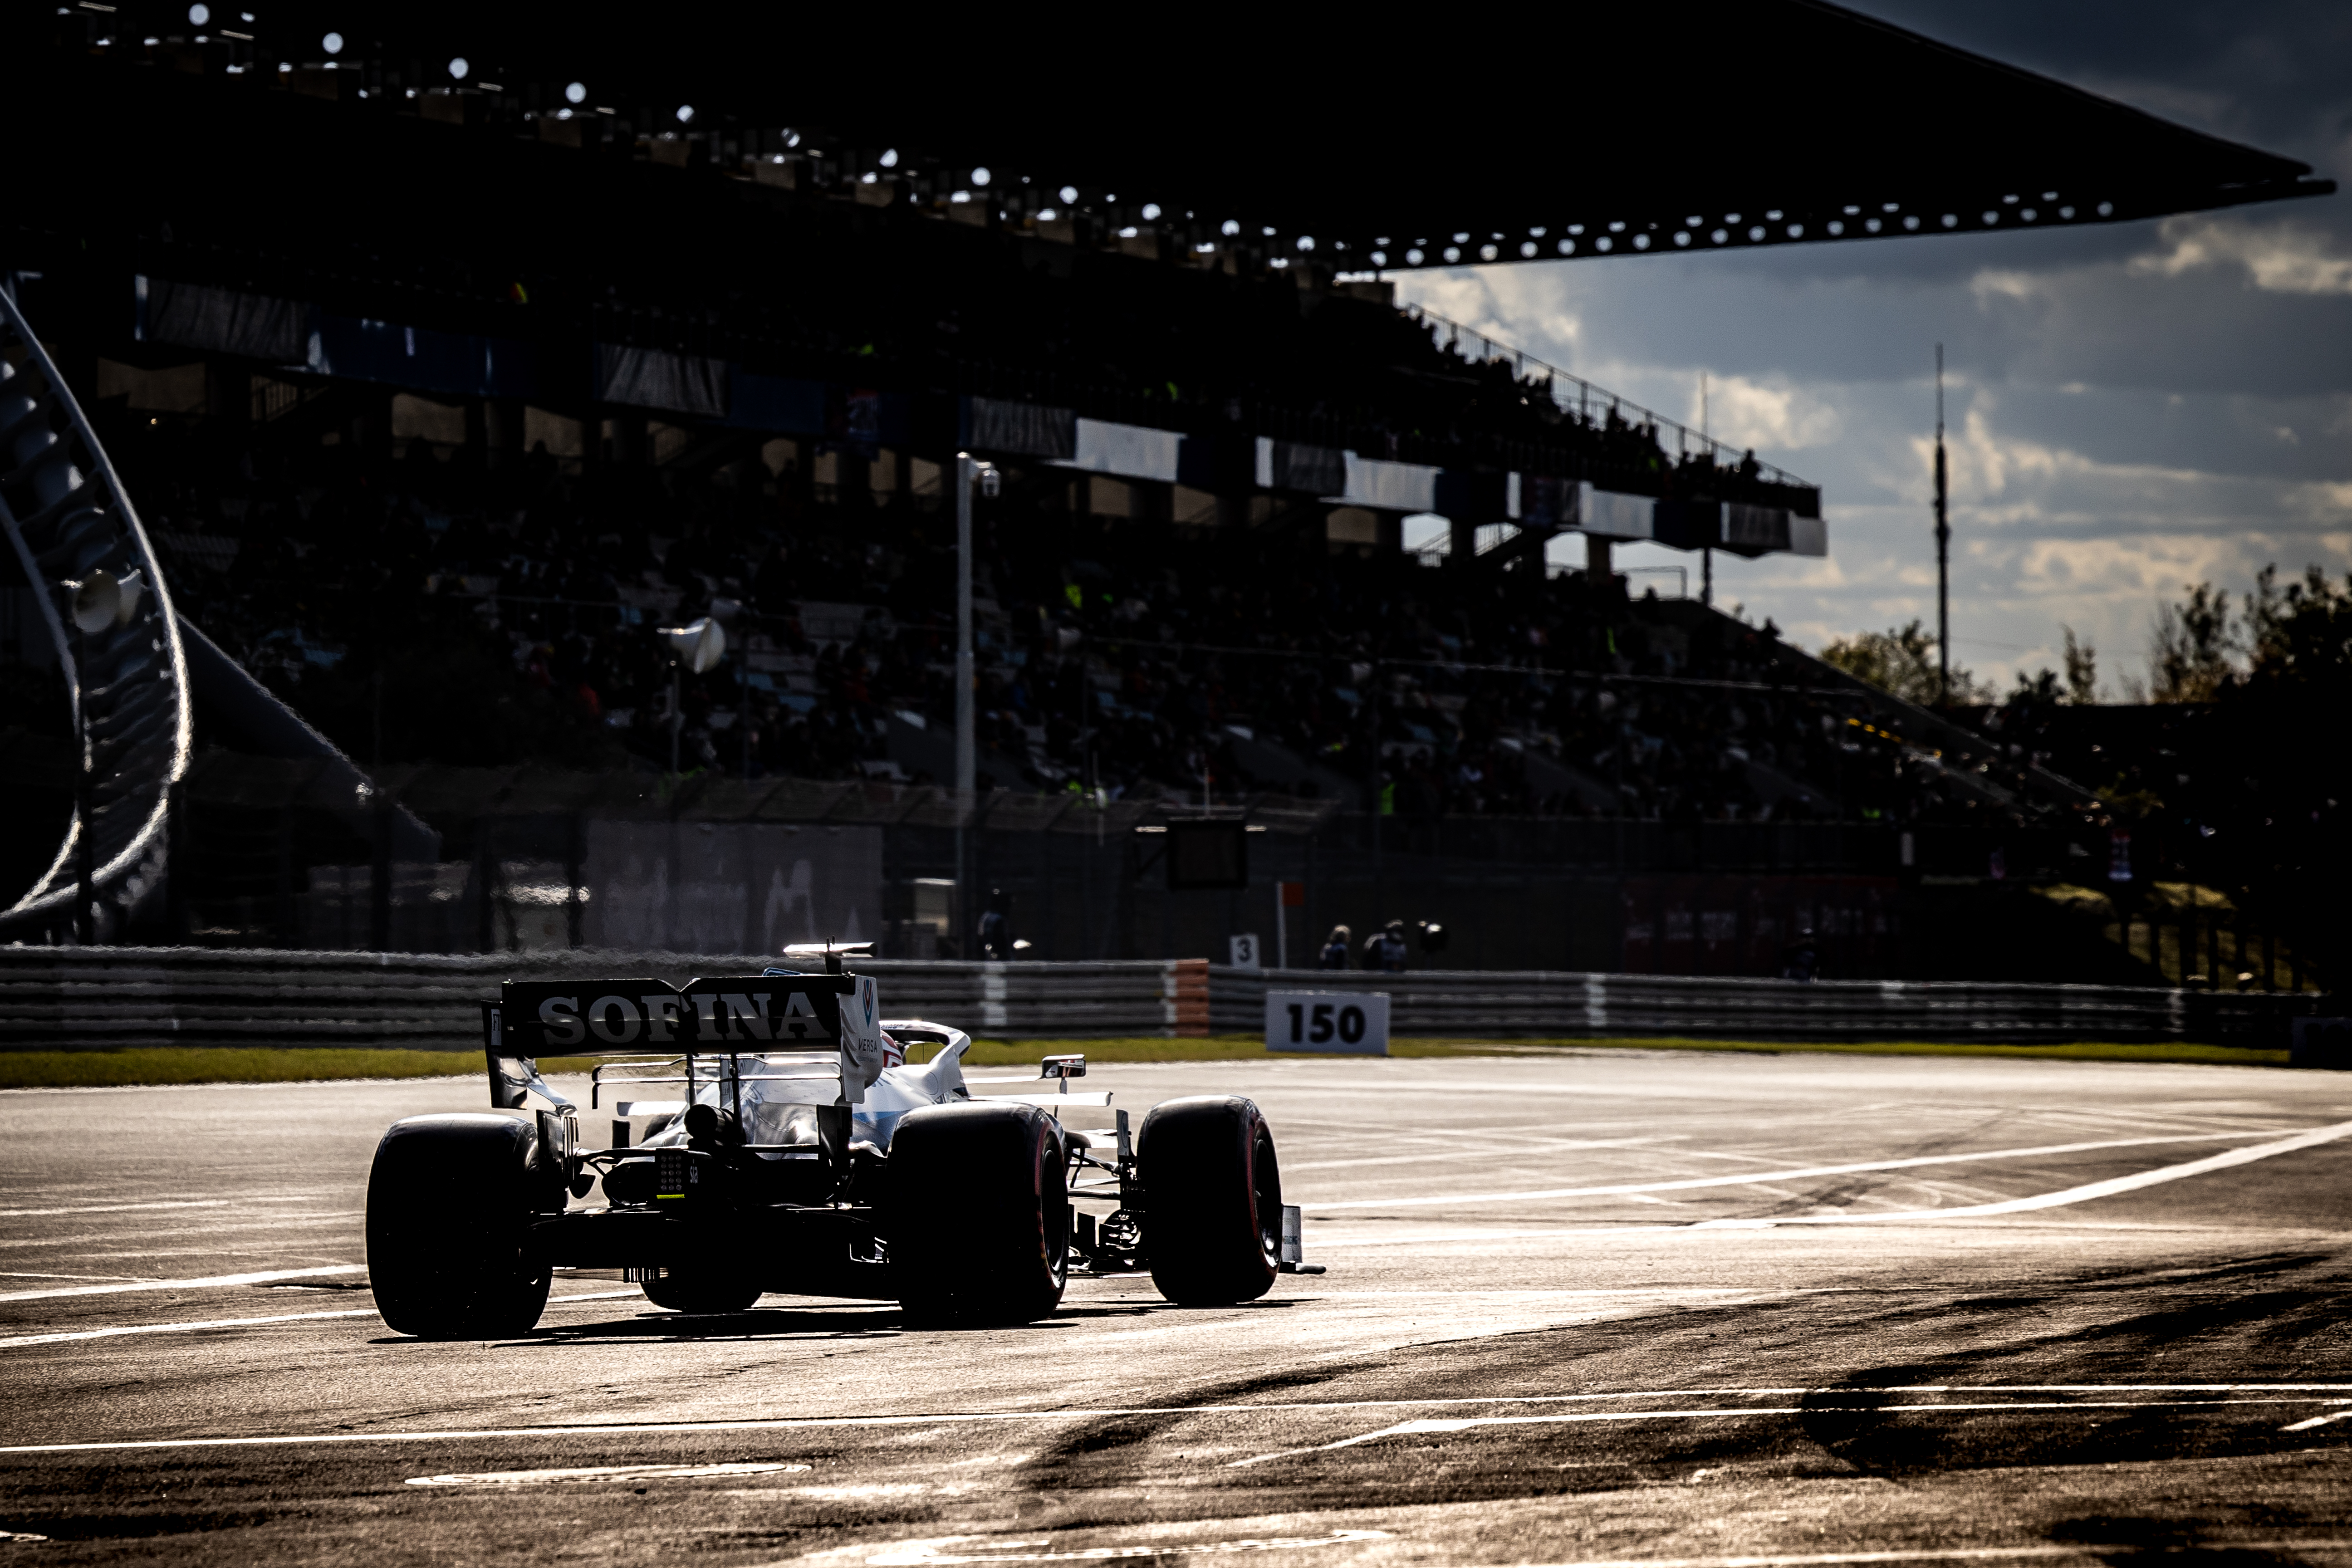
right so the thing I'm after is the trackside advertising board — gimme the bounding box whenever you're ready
[1265,990,1390,1055]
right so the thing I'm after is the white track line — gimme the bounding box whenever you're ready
[1440,1544,2352,1568]
[10,1385,2352,1456]
[1302,1130,2303,1211]
[0,1197,318,1219]
[866,1531,1392,1565]
[1700,1120,2352,1227]
[0,1264,364,1303]
[0,1291,644,1351]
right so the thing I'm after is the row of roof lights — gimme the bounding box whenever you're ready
[1364,196,2117,266]
[117,21,2128,265]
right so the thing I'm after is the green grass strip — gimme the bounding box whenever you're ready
[0,1034,2288,1088]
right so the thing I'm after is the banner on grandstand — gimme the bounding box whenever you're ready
[582,820,884,954]
[595,344,729,418]
[135,276,307,363]
[968,397,1077,459]
[1577,483,1654,541]
[1721,503,1792,556]
[1255,438,1346,495]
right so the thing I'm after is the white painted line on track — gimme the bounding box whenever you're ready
[0,1264,365,1303]
[11,1385,2352,1456]
[1700,1120,2352,1227]
[866,1530,1393,1564]
[1447,1543,2352,1568]
[408,1461,810,1487]
[2281,1409,2352,1432]
[1301,1130,2304,1210]
[1226,1397,2347,1465]
[0,1292,642,1350]
[0,1197,318,1218]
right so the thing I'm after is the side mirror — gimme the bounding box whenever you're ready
[1039,1054,1087,1082]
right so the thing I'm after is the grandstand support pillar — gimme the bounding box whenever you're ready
[1586,535,1614,581]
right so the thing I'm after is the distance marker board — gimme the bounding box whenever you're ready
[1265,990,1390,1055]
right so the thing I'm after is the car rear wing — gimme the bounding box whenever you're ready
[485,971,887,1107]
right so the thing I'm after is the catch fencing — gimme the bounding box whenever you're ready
[0,946,2322,1052]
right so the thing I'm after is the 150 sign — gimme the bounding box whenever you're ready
[1264,990,1389,1055]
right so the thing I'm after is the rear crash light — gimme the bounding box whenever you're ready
[656,1148,695,1202]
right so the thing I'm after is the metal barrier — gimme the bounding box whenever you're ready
[1210,966,2321,1045]
[0,947,2318,1051]
[0,947,1207,1050]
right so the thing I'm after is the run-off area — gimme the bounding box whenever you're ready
[1,1051,2349,1566]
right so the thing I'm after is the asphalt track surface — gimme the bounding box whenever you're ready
[2,1049,2350,1566]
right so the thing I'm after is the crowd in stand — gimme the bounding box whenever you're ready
[103,397,2005,829]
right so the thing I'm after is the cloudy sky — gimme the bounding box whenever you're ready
[1395,0,2352,696]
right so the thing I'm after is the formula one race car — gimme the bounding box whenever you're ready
[365,946,1310,1338]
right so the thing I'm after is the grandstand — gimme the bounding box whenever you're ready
[0,3,2332,980]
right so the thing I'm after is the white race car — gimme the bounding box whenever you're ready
[365,946,1309,1337]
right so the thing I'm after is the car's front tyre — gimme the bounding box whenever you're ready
[1137,1096,1282,1306]
[367,1114,552,1339]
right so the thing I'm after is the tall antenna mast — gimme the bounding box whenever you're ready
[1699,370,1712,608]
[1934,344,1949,706]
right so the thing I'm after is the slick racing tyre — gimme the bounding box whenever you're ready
[887,1102,1069,1325]
[640,1265,764,1315]
[367,1114,554,1339]
[1137,1096,1282,1307]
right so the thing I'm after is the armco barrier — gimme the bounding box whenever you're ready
[0,947,2318,1051]
[0,948,1209,1051]
[1209,967,2322,1045]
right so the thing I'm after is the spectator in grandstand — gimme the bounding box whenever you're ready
[1318,925,1352,970]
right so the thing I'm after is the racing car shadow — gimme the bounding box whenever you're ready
[502,1303,911,1343]
[480,1296,1296,1345]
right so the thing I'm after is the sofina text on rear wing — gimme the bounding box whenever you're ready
[489,973,887,1104]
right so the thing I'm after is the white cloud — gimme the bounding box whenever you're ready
[2129,215,2352,296]
[1697,376,1844,452]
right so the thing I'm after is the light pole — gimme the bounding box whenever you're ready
[953,455,996,952]
[1934,344,1950,705]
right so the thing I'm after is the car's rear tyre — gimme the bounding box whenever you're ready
[1137,1096,1281,1306]
[368,1114,553,1338]
[887,1102,1068,1324]
[640,1266,764,1315]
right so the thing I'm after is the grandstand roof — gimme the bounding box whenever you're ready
[155,0,2332,267]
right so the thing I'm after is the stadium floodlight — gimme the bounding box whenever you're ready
[971,167,990,186]
[1037,207,1057,222]
[658,617,726,674]
[1296,235,1314,252]
[187,4,208,23]
[880,148,898,167]
[447,56,468,79]
[322,30,342,54]
[676,104,695,123]
[1059,185,1077,202]
[565,81,585,103]
[1220,219,1239,236]
[1141,202,1160,220]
